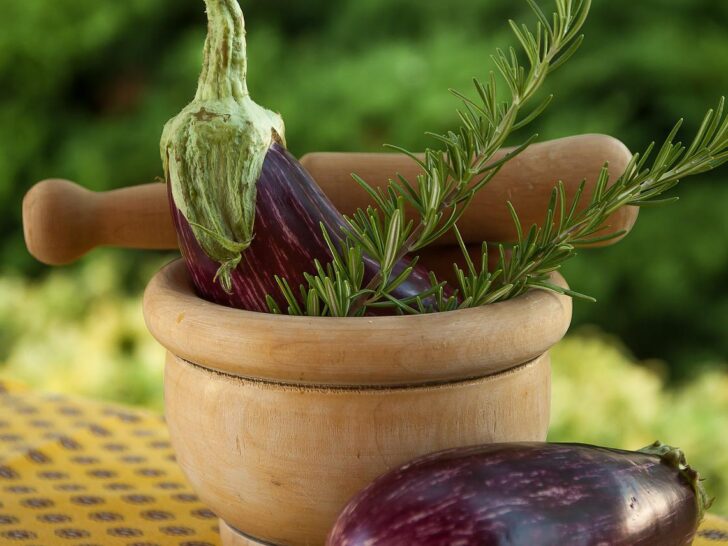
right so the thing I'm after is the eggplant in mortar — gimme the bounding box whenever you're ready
[161,0,431,312]
[327,441,712,546]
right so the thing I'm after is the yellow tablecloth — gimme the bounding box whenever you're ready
[1,379,727,545]
[0,380,218,545]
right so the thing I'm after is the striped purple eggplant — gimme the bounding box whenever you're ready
[169,143,431,312]
[161,0,432,313]
[327,441,712,546]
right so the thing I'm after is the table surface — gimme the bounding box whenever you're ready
[0,378,726,546]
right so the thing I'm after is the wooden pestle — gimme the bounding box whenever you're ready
[23,134,636,266]
[303,134,636,247]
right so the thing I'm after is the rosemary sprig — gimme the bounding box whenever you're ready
[266,229,368,317]
[267,0,590,316]
[344,0,590,314]
[450,98,728,309]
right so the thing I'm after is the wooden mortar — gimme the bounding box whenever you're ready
[143,260,572,546]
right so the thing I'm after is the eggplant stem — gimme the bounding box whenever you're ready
[197,0,249,101]
[638,440,714,522]
[162,0,285,294]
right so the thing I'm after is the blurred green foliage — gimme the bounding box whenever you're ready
[1,0,727,509]
[0,252,172,410]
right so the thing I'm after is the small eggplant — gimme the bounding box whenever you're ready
[161,0,432,312]
[168,143,431,312]
[327,441,712,546]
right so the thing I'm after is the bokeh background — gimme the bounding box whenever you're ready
[2,0,727,511]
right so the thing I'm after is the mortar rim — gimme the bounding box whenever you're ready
[143,259,572,386]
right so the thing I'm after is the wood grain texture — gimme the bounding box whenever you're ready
[165,352,552,546]
[143,259,572,386]
[23,134,636,265]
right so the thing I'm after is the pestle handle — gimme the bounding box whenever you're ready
[23,134,637,266]
[23,180,176,265]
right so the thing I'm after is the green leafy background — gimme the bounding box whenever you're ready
[2,0,727,512]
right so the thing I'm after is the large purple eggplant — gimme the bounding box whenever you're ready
[161,0,432,313]
[327,441,712,546]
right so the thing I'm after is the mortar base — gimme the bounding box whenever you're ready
[220,519,284,546]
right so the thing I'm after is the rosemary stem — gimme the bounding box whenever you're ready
[345,4,579,316]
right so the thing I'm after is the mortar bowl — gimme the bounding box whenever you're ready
[143,259,572,546]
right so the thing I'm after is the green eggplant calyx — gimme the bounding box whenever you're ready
[638,440,714,522]
[160,0,285,292]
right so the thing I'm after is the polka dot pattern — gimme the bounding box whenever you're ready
[699,520,728,543]
[0,379,220,544]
